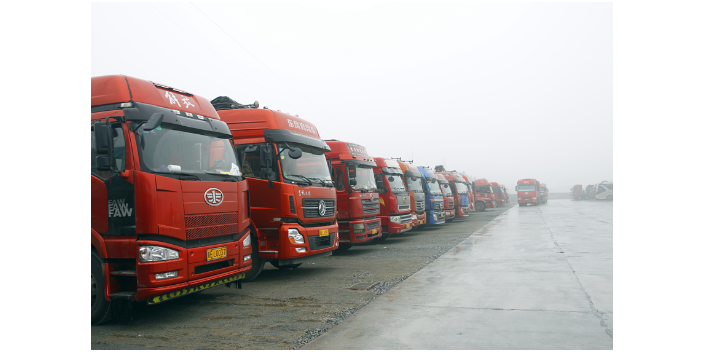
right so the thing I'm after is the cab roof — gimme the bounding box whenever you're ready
[218,108,319,140]
[325,140,376,164]
[474,178,491,186]
[517,179,539,184]
[91,75,219,119]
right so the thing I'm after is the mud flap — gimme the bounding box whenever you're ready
[110,292,136,325]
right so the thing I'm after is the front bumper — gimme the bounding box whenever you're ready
[426,210,445,225]
[412,212,427,227]
[275,221,339,259]
[444,209,455,220]
[339,218,382,243]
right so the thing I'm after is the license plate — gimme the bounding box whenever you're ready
[420,220,424,224]
[319,229,329,237]
[207,247,227,261]
[406,223,410,228]
[371,229,377,234]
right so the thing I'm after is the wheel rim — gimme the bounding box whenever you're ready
[91,273,97,307]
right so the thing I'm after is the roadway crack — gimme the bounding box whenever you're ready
[538,208,612,338]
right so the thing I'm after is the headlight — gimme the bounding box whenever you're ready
[411,214,417,220]
[352,223,365,234]
[139,246,179,262]
[390,216,401,223]
[288,228,305,244]
[243,234,251,247]
[433,214,438,220]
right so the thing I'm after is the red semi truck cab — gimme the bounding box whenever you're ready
[436,174,456,221]
[571,184,584,200]
[91,76,253,324]
[539,183,549,203]
[372,158,414,239]
[325,140,382,248]
[214,97,339,279]
[490,182,505,206]
[397,161,427,229]
[462,175,476,211]
[435,167,471,218]
[473,178,496,211]
[517,178,541,206]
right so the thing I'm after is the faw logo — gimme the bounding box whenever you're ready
[108,199,133,218]
[204,188,224,206]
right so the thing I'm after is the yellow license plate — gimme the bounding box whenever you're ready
[420,220,424,224]
[319,229,329,237]
[406,223,410,228]
[207,247,227,261]
[371,229,377,234]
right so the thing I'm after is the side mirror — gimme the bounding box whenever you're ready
[94,122,112,155]
[143,113,164,131]
[259,144,274,180]
[327,160,333,178]
[349,178,357,186]
[287,147,302,159]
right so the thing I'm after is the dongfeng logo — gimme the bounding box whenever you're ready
[318,200,327,216]
[204,188,224,206]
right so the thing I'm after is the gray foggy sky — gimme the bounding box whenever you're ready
[92,2,612,193]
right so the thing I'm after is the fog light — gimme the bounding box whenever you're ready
[244,254,251,261]
[296,248,307,253]
[288,229,305,244]
[352,223,365,234]
[155,271,178,280]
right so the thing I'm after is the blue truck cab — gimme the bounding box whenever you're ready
[416,166,446,225]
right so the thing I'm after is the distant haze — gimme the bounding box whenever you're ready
[92,2,612,193]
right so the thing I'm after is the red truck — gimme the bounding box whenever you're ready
[571,184,585,200]
[214,96,339,279]
[325,140,383,247]
[502,185,510,205]
[91,76,253,324]
[372,158,414,239]
[490,182,505,206]
[473,178,496,211]
[539,183,549,203]
[462,175,476,211]
[397,160,427,229]
[516,178,541,206]
[436,174,456,221]
[435,166,471,219]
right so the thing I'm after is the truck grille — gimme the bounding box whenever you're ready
[399,213,413,224]
[416,200,425,212]
[398,204,411,211]
[448,200,454,208]
[435,201,442,210]
[301,199,335,218]
[361,198,380,214]
[367,222,379,230]
[185,212,238,240]
[309,234,334,250]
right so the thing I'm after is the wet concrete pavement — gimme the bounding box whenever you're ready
[304,199,613,349]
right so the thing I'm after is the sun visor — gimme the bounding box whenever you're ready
[122,102,232,138]
[404,169,422,178]
[263,129,331,151]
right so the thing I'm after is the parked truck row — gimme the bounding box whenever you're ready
[91,75,514,324]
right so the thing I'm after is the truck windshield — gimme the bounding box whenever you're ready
[352,166,376,191]
[454,182,468,194]
[280,143,332,186]
[138,124,240,179]
[405,176,424,192]
[440,183,453,197]
[492,186,502,194]
[426,178,442,196]
[540,187,547,192]
[602,183,613,190]
[476,185,492,193]
[385,174,407,193]
[517,184,536,191]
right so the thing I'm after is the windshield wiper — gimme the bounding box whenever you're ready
[305,176,334,187]
[153,171,200,181]
[288,174,313,186]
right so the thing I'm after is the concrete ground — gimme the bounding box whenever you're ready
[304,199,613,349]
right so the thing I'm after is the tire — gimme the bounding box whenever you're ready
[243,239,265,282]
[270,262,302,270]
[519,203,525,207]
[334,243,353,251]
[476,202,486,212]
[92,251,112,325]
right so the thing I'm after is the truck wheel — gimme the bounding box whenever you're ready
[271,262,302,270]
[334,243,353,251]
[243,245,265,282]
[476,202,486,212]
[91,251,112,325]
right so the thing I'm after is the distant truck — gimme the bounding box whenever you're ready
[571,184,585,200]
[397,160,427,229]
[490,182,505,206]
[585,184,595,200]
[434,166,470,219]
[594,181,613,201]
[462,175,476,211]
[502,185,510,205]
[473,178,496,211]
[91,76,252,324]
[436,173,456,221]
[539,183,549,203]
[324,140,383,249]
[373,158,414,239]
[417,166,446,225]
[516,179,541,206]
[215,96,339,279]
